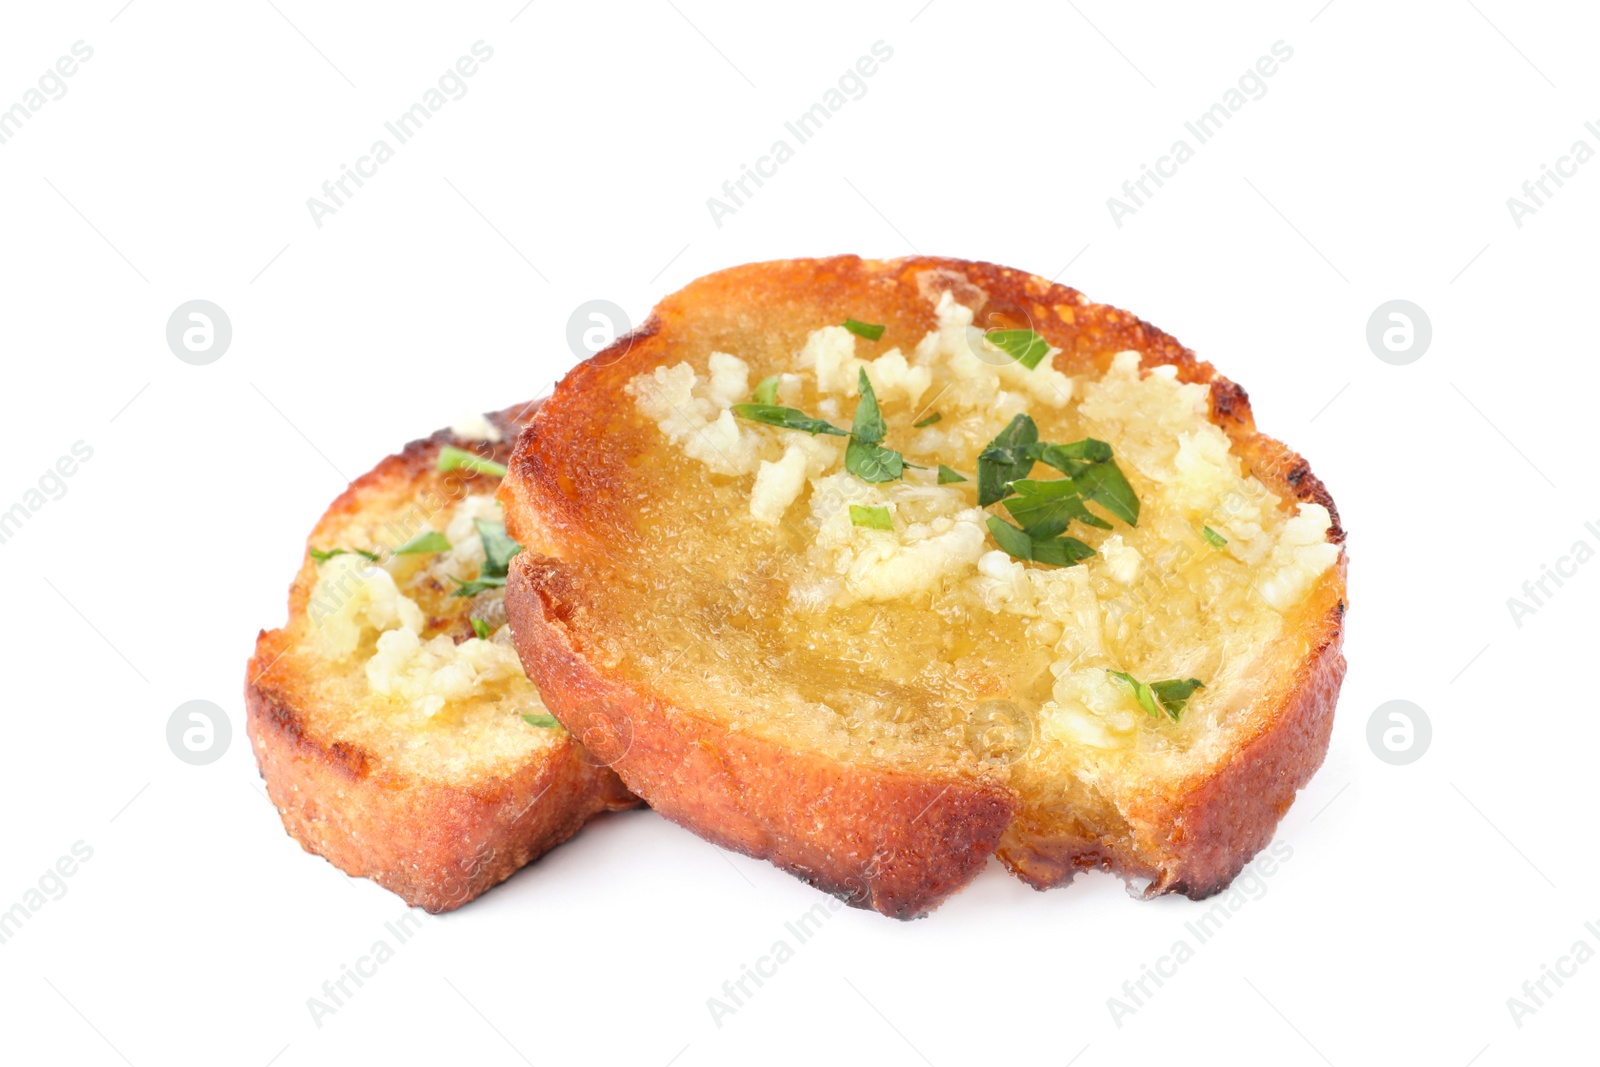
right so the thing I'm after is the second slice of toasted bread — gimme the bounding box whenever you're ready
[247,403,635,913]
[501,257,1347,919]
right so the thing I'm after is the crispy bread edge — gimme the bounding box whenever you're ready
[504,256,1348,915]
[503,554,1016,919]
[995,592,1345,897]
[246,651,635,913]
[245,402,637,913]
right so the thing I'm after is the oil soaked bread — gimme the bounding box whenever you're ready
[247,402,635,913]
[501,257,1347,918]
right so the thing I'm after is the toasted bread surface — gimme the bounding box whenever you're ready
[247,402,635,913]
[502,257,1347,918]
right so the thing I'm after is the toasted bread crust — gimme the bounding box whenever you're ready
[248,645,634,912]
[503,257,1347,917]
[246,403,636,913]
[504,555,1016,918]
[995,598,1345,896]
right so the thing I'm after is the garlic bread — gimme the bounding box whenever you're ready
[501,257,1347,919]
[247,403,636,913]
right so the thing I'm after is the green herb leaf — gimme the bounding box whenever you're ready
[844,369,909,482]
[845,439,904,482]
[1002,478,1104,539]
[977,414,1039,506]
[521,713,562,729]
[1150,678,1205,719]
[470,617,493,640]
[937,464,968,484]
[913,412,943,428]
[1202,526,1228,547]
[392,530,451,555]
[731,404,848,436]
[448,574,507,598]
[849,504,893,530]
[437,445,507,478]
[986,515,1035,559]
[985,516,1094,567]
[1110,671,1161,718]
[1030,534,1097,567]
[1036,438,1113,477]
[843,318,886,341]
[1112,671,1204,722]
[752,375,781,405]
[985,328,1052,370]
[1034,439,1137,526]
[310,547,379,563]
[851,368,886,444]
[1074,458,1140,526]
[474,519,524,579]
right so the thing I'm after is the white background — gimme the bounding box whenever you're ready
[0,1,1594,1064]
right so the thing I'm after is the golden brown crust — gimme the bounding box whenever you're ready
[995,586,1345,896]
[245,402,637,913]
[504,554,1015,919]
[248,633,634,912]
[503,256,1347,917]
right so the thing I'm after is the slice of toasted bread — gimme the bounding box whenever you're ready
[501,256,1347,919]
[247,402,636,913]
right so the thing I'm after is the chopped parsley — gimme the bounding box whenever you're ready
[845,441,904,482]
[521,713,562,729]
[470,617,493,640]
[977,414,1040,507]
[310,547,380,563]
[449,520,525,598]
[752,375,781,405]
[937,464,967,484]
[850,368,887,441]
[844,368,908,483]
[1003,478,1110,539]
[1066,456,1139,526]
[1110,672,1205,722]
[1033,438,1138,526]
[1202,526,1228,547]
[392,530,451,555]
[1035,437,1112,472]
[849,504,893,530]
[437,446,507,478]
[986,516,1095,567]
[984,328,1051,370]
[913,411,943,428]
[843,318,886,341]
[976,417,1140,564]
[737,369,929,483]
[731,404,847,436]
[475,519,524,577]
[448,575,507,597]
